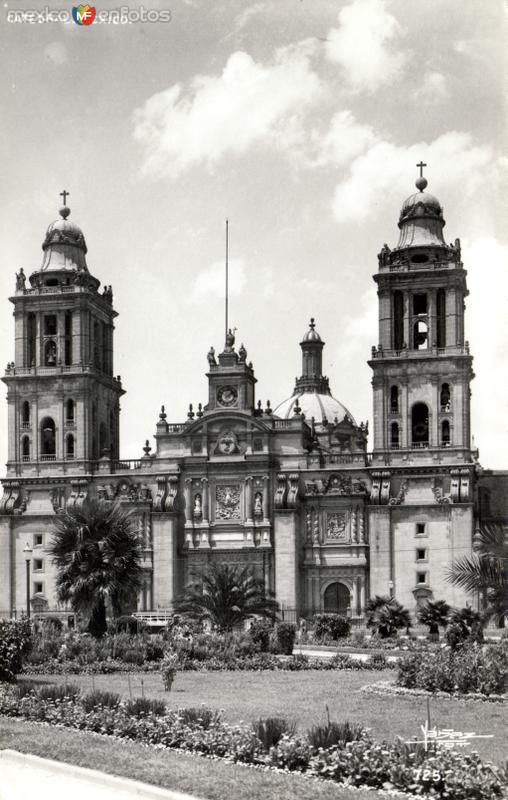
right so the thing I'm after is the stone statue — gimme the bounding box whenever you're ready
[15,268,26,291]
[378,243,391,267]
[207,346,216,366]
[193,493,202,519]
[238,343,247,362]
[254,491,263,518]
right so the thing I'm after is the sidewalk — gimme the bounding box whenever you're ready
[0,750,202,800]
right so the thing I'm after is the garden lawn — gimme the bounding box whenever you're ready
[0,716,388,800]
[20,669,507,764]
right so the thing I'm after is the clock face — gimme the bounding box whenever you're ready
[217,386,238,407]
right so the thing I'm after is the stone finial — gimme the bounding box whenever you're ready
[143,439,151,456]
[197,403,203,418]
[159,405,167,421]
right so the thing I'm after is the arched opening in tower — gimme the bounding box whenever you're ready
[411,403,429,447]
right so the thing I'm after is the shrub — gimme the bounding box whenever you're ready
[397,644,507,695]
[40,617,63,633]
[161,651,178,691]
[125,697,166,717]
[313,614,351,641]
[445,621,470,650]
[274,622,296,655]
[176,706,221,729]
[350,630,366,647]
[366,596,412,638]
[145,636,165,662]
[111,615,142,634]
[122,648,145,665]
[37,683,81,702]
[307,719,365,752]
[247,619,272,652]
[268,733,312,771]
[416,599,450,638]
[81,690,122,711]
[0,619,32,681]
[252,717,297,750]
[365,652,389,670]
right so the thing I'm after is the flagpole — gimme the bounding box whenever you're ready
[225,219,229,343]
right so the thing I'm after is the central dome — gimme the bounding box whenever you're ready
[273,318,357,425]
[274,390,355,425]
[40,206,89,272]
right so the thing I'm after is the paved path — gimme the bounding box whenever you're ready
[0,750,202,800]
[293,646,398,663]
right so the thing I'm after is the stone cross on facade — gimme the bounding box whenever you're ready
[416,161,427,178]
[60,189,69,205]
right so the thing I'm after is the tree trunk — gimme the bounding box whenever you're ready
[88,597,107,637]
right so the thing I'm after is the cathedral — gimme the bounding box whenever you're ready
[1,173,506,622]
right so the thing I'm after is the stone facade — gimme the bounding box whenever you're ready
[1,181,506,620]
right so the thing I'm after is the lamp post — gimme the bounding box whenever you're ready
[23,542,33,618]
[388,579,394,599]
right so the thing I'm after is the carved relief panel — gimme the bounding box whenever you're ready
[215,484,241,520]
[325,511,349,542]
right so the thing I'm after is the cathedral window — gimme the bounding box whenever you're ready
[413,293,428,315]
[66,434,75,459]
[440,383,451,412]
[33,581,44,595]
[441,419,451,446]
[93,321,101,369]
[33,558,43,572]
[390,385,399,413]
[44,315,57,336]
[34,534,43,547]
[411,403,429,447]
[64,311,72,366]
[416,548,427,561]
[21,435,30,461]
[27,313,36,367]
[21,401,30,426]
[40,417,56,458]
[390,422,400,449]
[436,288,446,347]
[416,571,428,585]
[66,399,75,423]
[393,291,404,350]
[416,522,427,536]
[413,320,428,350]
[44,339,57,366]
[99,422,108,456]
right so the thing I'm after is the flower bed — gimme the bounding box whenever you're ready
[396,644,507,696]
[362,680,508,704]
[0,682,505,799]
[23,652,392,675]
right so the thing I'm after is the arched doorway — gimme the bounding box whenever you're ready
[323,582,350,616]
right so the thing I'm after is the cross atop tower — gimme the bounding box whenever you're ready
[60,189,69,206]
[416,161,427,179]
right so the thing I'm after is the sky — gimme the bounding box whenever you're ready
[0,0,506,468]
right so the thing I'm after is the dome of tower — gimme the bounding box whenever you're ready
[301,317,322,342]
[396,175,446,249]
[274,390,355,426]
[39,206,89,272]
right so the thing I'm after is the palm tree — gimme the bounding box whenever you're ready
[446,523,508,624]
[48,499,143,637]
[174,563,279,631]
[366,595,412,638]
[416,599,450,638]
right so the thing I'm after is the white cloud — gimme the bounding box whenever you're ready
[133,47,321,178]
[415,71,448,103]
[334,286,378,362]
[310,110,377,167]
[325,0,406,92]
[331,132,494,223]
[191,258,246,302]
[465,237,508,465]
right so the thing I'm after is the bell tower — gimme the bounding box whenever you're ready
[3,195,124,475]
[369,167,475,464]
